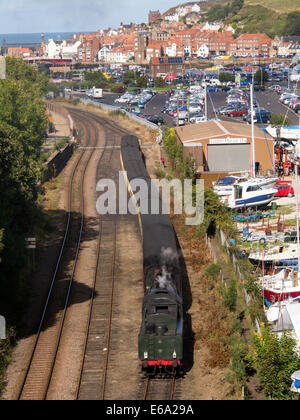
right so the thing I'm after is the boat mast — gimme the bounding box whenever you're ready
[296,117,300,272]
[250,83,256,177]
[204,83,208,121]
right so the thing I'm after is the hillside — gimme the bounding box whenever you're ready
[202,0,300,37]
[163,0,223,16]
[244,0,300,14]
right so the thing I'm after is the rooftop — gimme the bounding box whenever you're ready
[175,120,273,144]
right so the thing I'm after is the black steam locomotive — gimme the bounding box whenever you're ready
[121,135,183,375]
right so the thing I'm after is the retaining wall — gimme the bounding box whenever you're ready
[42,143,74,184]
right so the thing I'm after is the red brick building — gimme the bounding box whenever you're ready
[77,35,102,63]
[229,33,272,57]
[148,10,161,24]
[150,56,185,78]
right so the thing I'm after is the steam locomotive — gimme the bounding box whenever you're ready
[121,135,183,376]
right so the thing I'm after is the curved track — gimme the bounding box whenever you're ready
[17,105,183,400]
[18,114,98,400]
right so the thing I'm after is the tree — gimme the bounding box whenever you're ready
[84,70,107,88]
[270,114,292,128]
[0,58,49,304]
[219,72,234,83]
[254,69,269,86]
[154,77,166,88]
[122,70,136,86]
[136,75,148,88]
[252,324,300,400]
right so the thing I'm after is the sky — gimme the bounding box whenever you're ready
[0,0,181,33]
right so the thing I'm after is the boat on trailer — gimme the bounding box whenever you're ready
[222,179,277,209]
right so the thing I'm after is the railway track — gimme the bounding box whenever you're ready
[75,111,120,400]
[143,377,176,400]
[17,105,148,400]
[18,115,99,400]
[71,108,140,400]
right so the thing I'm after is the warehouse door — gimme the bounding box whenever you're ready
[207,144,250,172]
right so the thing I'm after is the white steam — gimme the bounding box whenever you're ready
[155,247,178,291]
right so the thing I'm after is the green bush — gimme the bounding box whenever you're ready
[205,263,222,279]
[252,324,300,400]
[109,109,128,118]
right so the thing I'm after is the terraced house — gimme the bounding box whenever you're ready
[229,33,272,57]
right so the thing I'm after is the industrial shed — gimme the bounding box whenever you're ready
[175,120,275,183]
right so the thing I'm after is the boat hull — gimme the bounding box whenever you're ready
[264,289,300,304]
[266,125,300,140]
[229,192,275,209]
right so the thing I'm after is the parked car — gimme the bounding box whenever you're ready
[146,115,164,126]
[275,184,295,198]
[226,106,249,117]
[190,115,208,124]
[245,108,271,124]
[294,103,300,113]
[217,105,237,115]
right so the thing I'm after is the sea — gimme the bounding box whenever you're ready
[0,32,87,45]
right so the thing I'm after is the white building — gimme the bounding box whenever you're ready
[164,13,179,22]
[165,42,177,57]
[61,40,81,59]
[106,47,134,63]
[176,4,201,16]
[98,46,111,61]
[196,44,209,58]
[202,22,221,31]
[44,39,80,59]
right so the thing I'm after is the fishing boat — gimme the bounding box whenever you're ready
[223,179,277,209]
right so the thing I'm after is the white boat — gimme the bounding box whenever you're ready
[249,243,299,263]
[213,175,247,197]
[266,124,300,140]
[258,268,300,303]
[264,298,300,356]
[214,175,278,198]
[223,179,277,209]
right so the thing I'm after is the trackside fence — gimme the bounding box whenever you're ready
[80,98,163,144]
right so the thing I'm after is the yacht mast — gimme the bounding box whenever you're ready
[296,116,300,272]
[250,84,256,177]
